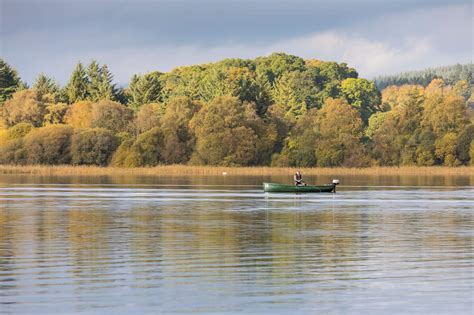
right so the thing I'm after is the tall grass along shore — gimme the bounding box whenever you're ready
[0,165,473,177]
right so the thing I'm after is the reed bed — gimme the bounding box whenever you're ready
[0,165,473,177]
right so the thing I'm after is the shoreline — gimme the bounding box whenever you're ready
[0,165,473,177]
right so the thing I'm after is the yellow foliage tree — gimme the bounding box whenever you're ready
[64,101,94,128]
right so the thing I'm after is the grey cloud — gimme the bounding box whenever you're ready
[1,0,471,84]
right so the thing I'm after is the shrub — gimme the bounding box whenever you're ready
[110,139,134,167]
[7,122,34,139]
[91,100,133,133]
[126,128,164,167]
[110,128,164,167]
[23,124,73,164]
[71,128,118,165]
[0,139,27,164]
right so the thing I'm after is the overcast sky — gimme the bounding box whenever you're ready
[1,0,472,85]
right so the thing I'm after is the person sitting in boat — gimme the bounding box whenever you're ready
[294,171,306,186]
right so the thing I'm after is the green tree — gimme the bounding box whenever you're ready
[127,71,162,111]
[66,62,89,103]
[87,61,116,102]
[86,60,102,101]
[255,53,306,83]
[341,78,382,123]
[0,59,21,104]
[160,66,205,102]
[98,64,116,100]
[33,73,59,100]
[271,72,307,120]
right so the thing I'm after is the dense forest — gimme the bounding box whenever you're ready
[0,53,473,167]
[375,63,473,90]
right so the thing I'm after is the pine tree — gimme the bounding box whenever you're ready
[86,60,101,102]
[127,72,162,111]
[0,59,21,103]
[66,62,89,103]
[33,73,59,98]
[98,64,116,101]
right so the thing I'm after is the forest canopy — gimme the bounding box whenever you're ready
[0,54,473,167]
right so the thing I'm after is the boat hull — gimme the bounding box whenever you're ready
[263,182,336,193]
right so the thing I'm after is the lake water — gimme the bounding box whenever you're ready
[0,174,473,314]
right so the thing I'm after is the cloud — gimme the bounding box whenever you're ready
[76,32,440,83]
[2,2,471,84]
[268,32,435,77]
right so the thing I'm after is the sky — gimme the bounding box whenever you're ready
[1,0,472,85]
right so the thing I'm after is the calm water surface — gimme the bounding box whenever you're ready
[0,174,473,314]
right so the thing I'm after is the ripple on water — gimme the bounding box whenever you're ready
[0,183,473,314]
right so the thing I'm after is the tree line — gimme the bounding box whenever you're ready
[0,54,473,167]
[375,63,473,91]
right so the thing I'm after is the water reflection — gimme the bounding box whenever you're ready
[0,177,473,314]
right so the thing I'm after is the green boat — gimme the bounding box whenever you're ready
[263,180,339,193]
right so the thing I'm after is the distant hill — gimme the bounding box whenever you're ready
[374,63,473,90]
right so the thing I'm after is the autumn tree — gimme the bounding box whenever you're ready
[434,132,459,166]
[371,86,424,165]
[314,98,367,167]
[159,96,200,164]
[1,90,47,127]
[64,101,94,128]
[90,100,133,133]
[134,102,164,134]
[43,103,68,125]
[190,96,272,166]
[422,87,469,137]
